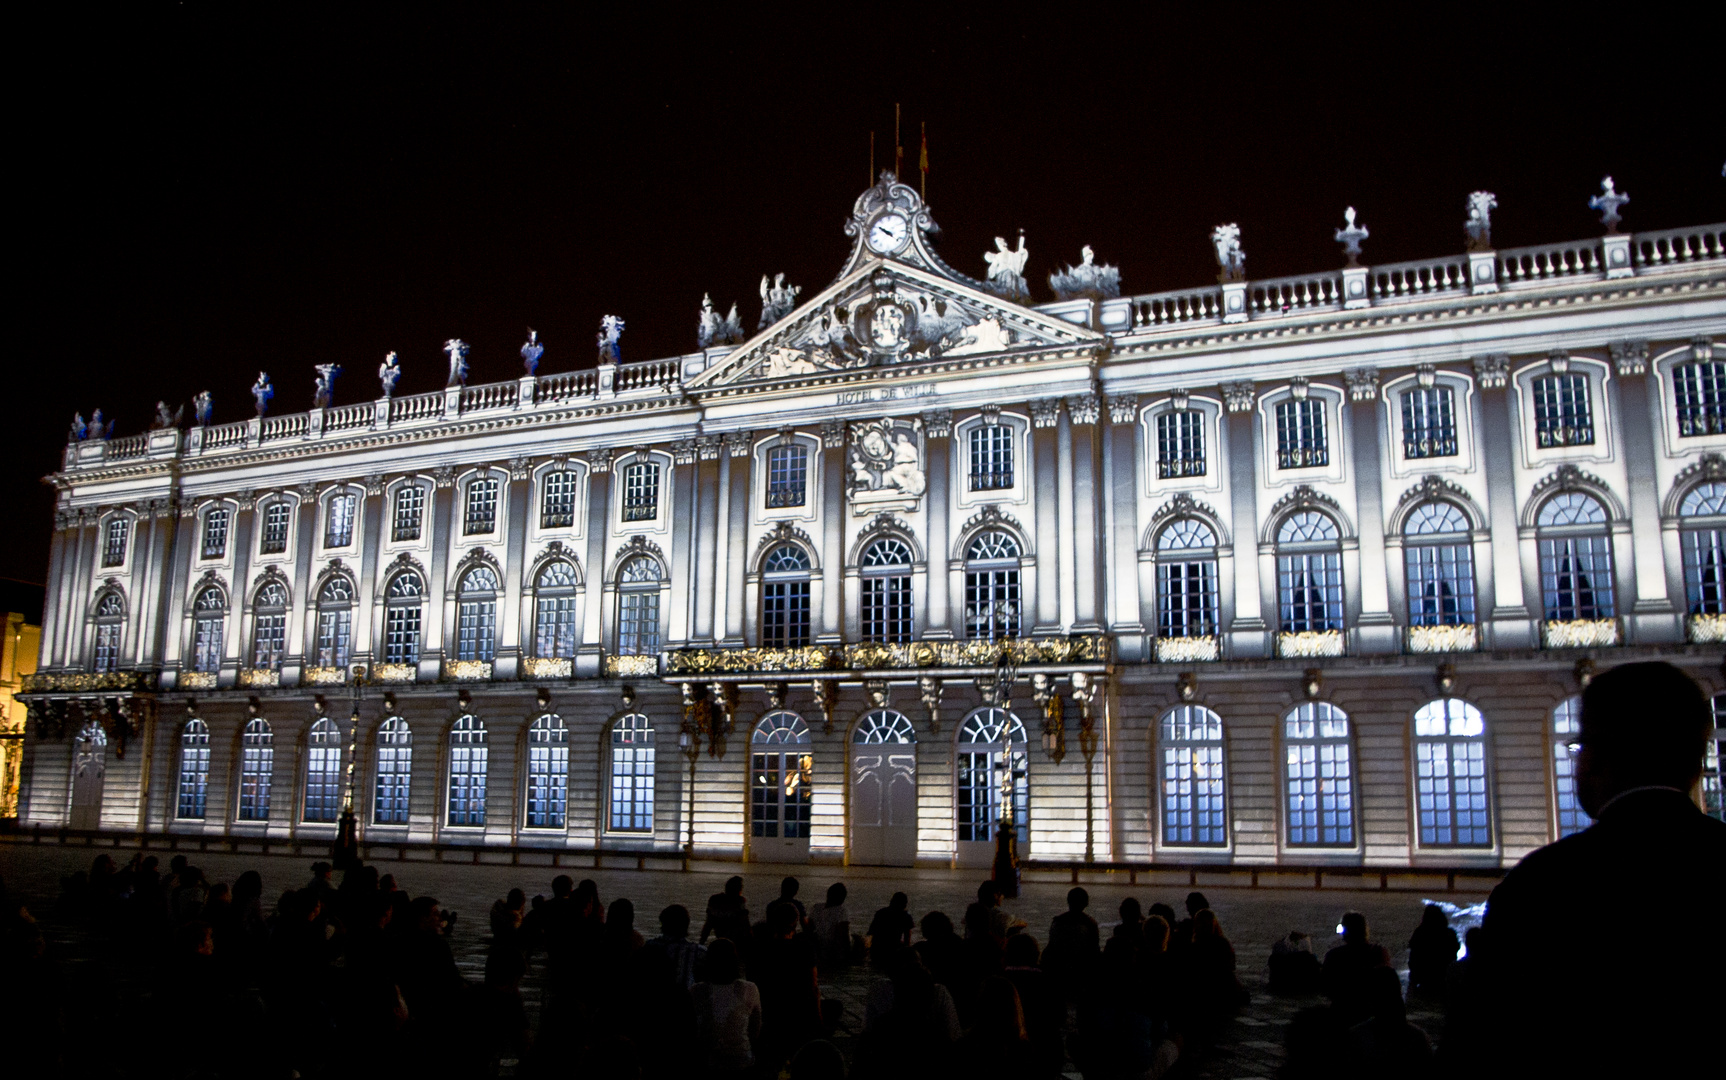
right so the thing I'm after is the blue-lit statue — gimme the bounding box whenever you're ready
[251,372,274,416]
[521,330,544,375]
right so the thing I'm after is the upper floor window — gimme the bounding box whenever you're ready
[1405,502,1476,626]
[760,544,813,648]
[1674,359,1726,438]
[455,566,500,662]
[384,571,424,666]
[968,423,1014,491]
[623,461,660,522]
[177,719,210,820]
[1551,696,1591,839]
[609,713,655,833]
[767,445,808,508]
[1413,698,1491,847]
[1275,398,1327,469]
[314,577,354,669]
[534,560,579,659]
[1156,410,1206,478]
[1284,702,1354,847]
[102,518,128,567]
[260,502,291,554]
[251,581,288,671]
[373,716,412,826]
[464,477,499,535]
[963,531,1021,641]
[1679,481,1726,615]
[201,507,230,559]
[616,556,662,656]
[392,485,425,542]
[1537,492,1614,621]
[324,492,357,548]
[1156,519,1219,639]
[92,592,125,673]
[540,470,578,529]
[1276,511,1343,633]
[1159,705,1227,847]
[860,538,914,644]
[1532,373,1594,448]
[191,587,226,675]
[1402,386,1458,459]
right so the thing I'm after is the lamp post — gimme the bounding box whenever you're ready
[332,663,369,871]
[679,682,724,862]
[1070,672,1101,865]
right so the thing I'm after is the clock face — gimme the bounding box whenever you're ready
[866,212,910,255]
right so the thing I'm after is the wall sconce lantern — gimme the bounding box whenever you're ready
[1177,672,1198,702]
[1302,668,1323,701]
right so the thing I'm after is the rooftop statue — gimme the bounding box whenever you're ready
[1048,244,1122,301]
[312,363,341,408]
[982,232,1031,303]
[1465,191,1497,251]
[90,408,113,440]
[1334,207,1369,266]
[444,339,470,387]
[150,400,183,430]
[1589,176,1630,233]
[192,391,213,426]
[521,329,544,375]
[1211,224,1246,282]
[69,413,87,442]
[758,274,801,331]
[597,316,625,362]
[378,351,401,397]
[697,293,745,349]
[251,373,274,417]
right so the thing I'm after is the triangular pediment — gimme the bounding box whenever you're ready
[688,259,1104,389]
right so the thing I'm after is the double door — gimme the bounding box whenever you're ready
[751,748,812,862]
[850,749,917,866]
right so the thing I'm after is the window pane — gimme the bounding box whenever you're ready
[446,716,488,826]
[1284,703,1353,846]
[202,508,229,558]
[1539,535,1616,620]
[860,574,913,643]
[464,478,499,535]
[609,714,655,833]
[618,590,661,656]
[252,614,286,670]
[540,470,578,528]
[385,604,421,665]
[623,462,660,522]
[1159,558,1218,637]
[1275,399,1328,469]
[177,720,210,819]
[767,445,808,508]
[102,519,128,567]
[393,486,425,541]
[525,716,568,828]
[1401,387,1458,459]
[238,720,273,821]
[1278,552,1344,632]
[192,616,225,674]
[535,596,578,658]
[968,424,1014,491]
[1407,541,1477,626]
[261,502,292,554]
[964,568,1020,640]
[1551,697,1591,838]
[303,719,343,822]
[1533,374,1594,448]
[1675,362,1726,437]
[1414,699,1491,847]
[1682,526,1726,615]
[1156,409,1206,478]
[1160,706,1227,847]
[762,581,811,647]
[325,493,356,547]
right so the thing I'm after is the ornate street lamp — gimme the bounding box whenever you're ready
[1070,672,1101,864]
[678,682,724,859]
[332,664,370,871]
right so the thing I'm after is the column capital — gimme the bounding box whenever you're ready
[1066,392,1101,426]
[820,419,846,448]
[508,456,533,481]
[1029,398,1063,428]
[1344,368,1380,402]
[695,435,722,461]
[670,439,699,465]
[586,447,613,473]
[1105,392,1139,425]
[921,409,952,437]
[724,430,753,457]
[1610,339,1650,376]
[1472,354,1510,389]
[1221,381,1256,414]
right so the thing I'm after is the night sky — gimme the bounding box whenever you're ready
[14,2,1722,585]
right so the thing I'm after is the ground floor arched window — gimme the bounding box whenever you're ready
[1551,696,1591,838]
[373,716,412,825]
[237,718,273,821]
[447,715,488,827]
[751,711,812,839]
[1414,698,1491,847]
[177,719,210,820]
[1159,705,1227,847]
[303,717,343,823]
[1284,702,1352,846]
[525,714,569,828]
[609,713,655,833]
[956,708,1028,844]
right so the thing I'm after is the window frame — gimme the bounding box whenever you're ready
[760,543,813,648]
[1154,518,1220,638]
[1274,397,1329,470]
[463,475,501,536]
[250,580,289,671]
[524,713,570,829]
[607,712,656,834]
[302,716,344,823]
[751,711,814,841]
[1531,371,1595,449]
[615,555,663,657]
[383,570,425,666]
[323,489,358,549]
[1403,501,1477,627]
[190,586,227,675]
[533,559,581,659]
[1413,698,1493,849]
[955,708,1028,845]
[1550,696,1591,838]
[1155,408,1207,479]
[236,717,274,822]
[539,469,580,530]
[1678,481,1726,616]
[176,718,211,820]
[372,716,412,826]
[1283,702,1354,848]
[963,530,1023,641]
[91,591,126,673]
[621,460,661,523]
[1400,385,1459,460]
[446,714,488,827]
[1275,511,1345,633]
[259,500,292,556]
[859,537,915,644]
[200,505,231,560]
[1536,492,1616,622]
[1158,704,1228,848]
[967,421,1016,492]
[101,515,130,568]
[391,484,426,543]
[765,443,810,509]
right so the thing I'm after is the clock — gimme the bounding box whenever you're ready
[866,212,911,255]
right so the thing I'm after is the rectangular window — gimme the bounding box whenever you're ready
[1285,743,1354,846]
[535,597,578,658]
[766,445,808,508]
[102,519,128,567]
[618,591,660,655]
[1158,559,1219,637]
[192,616,224,674]
[1406,542,1477,625]
[540,471,578,529]
[1532,373,1594,448]
[964,569,1021,640]
[623,462,660,522]
[1277,552,1344,632]
[457,600,497,662]
[392,486,425,542]
[1161,745,1227,846]
[761,581,811,647]
[384,605,421,665]
[1402,387,1458,459]
[1416,740,1491,846]
[324,493,357,547]
[1539,535,1615,620]
[1675,362,1726,438]
[260,502,291,554]
[1156,410,1206,478]
[447,735,488,826]
[464,477,499,535]
[1275,399,1328,469]
[969,424,1015,491]
[315,609,352,668]
[860,575,913,643]
[201,508,230,559]
[1683,526,1726,615]
[252,615,286,670]
[93,624,122,673]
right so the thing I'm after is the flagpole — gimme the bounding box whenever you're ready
[894,103,902,179]
[869,131,874,186]
[920,121,928,200]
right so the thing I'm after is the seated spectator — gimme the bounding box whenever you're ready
[752,899,821,1067]
[775,876,809,926]
[1170,892,1207,955]
[856,951,959,1080]
[789,1039,847,1080]
[1268,931,1322,995]
[808,882,852,971]
[1405,905,1458,998]
[957,976,1036,1080]
[963,879,1011,944]
[1043,886,1100,995]
[913,910,972,1017]
[691,938,761,1075]
[1003,934,1063,1078]
[701,875,753,957]
[1183,909,1246,1031]
[643,903,706,991]
[866,892,914,971]
[1107,897,1145,954]
[1345,966,1434,1078]
[1147,902,1178,934]
[1321,912,1390,1024]
[1073,940,1179,1080]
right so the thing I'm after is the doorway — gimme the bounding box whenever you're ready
[70,720,107,831]
[850,709,918,866]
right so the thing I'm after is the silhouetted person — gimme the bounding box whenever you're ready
[1073,932,1181,1080]
[1003,934,1063,1078]
[752,899,820,1069]
[1405,904,1458,998]
[1043,886,1100,996]
[643,903,706,991]
[1345,966,1434,1078]
[1465,662,1724,1079]
[808,882,851,971]
[992,820,1021,897]
[1321,912,1389,1024]
[1181,909,1245,1036]
[855,951,959,1080]
[866,892,914,971]
[690,938,761,1076]
[913,910,970,1017]
[1107,897,1145,954]
[700,875,752,957]
[959,976,1036,1080]
[1268,931,1322,995]
[788,1038,847,1080]
[775,875,808,925]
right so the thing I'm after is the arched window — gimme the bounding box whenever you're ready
[534,560,580,659]
[314,577,354,669]
[456,565,500,662]
[1414,698,1491,847]
[384,571,424,665]
[1551,696,1590,838]
[1277,512,1343,633]
[1679,481,1726,615]
[761,545,813,647]
[1284,702,1352,846]
[616,556,662,656]
[1159,705,1227,847]
[854,709,917,744]
[860,538,914,644]
[964,531,1022,641]
[751,712,813,839]
[92,592,125,673]
[237,718,273,821]
[957,708,1028,844]
[190,587,226,675]
[525,713,569,828]
[1673,356,1726,437]
[303,716,343,823]
[177,719,210,820]
[251,581,288,671]
[1405,502,1476,627]
[446,714,488,826]
[609,713,655,833]
[1537,493,1615,621]
[373,716,411,825]
[1156,519,1219,638]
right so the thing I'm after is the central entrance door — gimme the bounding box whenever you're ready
[70,721,108,831]
[750,711,812,862]
[955,707,1028,868]
[850,709,918,867]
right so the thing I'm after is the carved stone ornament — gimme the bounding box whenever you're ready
[236,488,256,510]
[1472,354,1510,389]
[696,435,722,462]
[954,504,1025,555]
[614,534,667,571]
[1588,177,1630,233]
[821,419,846,449]
[1548,350,1570,375]
[1029,398,1062,429]
[1396,475,1477,523]
[848,417,925,512]
[432,466,456,489]
[363,473,386,496]
[670,439,698,465]
[1147,492,1225,543]
[1669,453,1726,494]
[980,405,1003,427]
[1066,392,1101,426]
[1416,364,1437,389]
[1210,224,1246,282]
[724,431,753,458]
[1107,392,1140,425]
[1693,337,1716,363]
[1334,207,1369,267]
[1343,368,1378,401]
[921,408,952,437]
[1610,340,1649,376]
[502,457,529,481]
[1221,381,1256,414]
[550,454,569,472]
[1289,376,1311,402]
[1266,485,1344,532]
[1464,191,1497,252]
[1530,463,1612,506]
[295,482,317,500]
[586,447,613,474]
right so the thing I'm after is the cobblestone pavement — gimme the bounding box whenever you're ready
[1,843,1481,1078]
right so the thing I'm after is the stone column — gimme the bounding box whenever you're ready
[137,500,176,668]
[693,437,722,642]
[668,441,699,648]
[62,510,93,667]
[1611,340,1679,643]
[1056,403,1078,631]
[124,508,157,668]
[1222,382,1268,657]
[922,410,952,639]
[1106,395,1146,653]
[724,435,752,645]
[42,511,70,667]
[578,450,612,676]
[819,420,846,643]
[159,504,197,678]
[422,469,456,680]
[1031,398,1062,633]
[1473,356,1533,648]
[354,476,385,664]
[1346,370,1398,654]
[496,458,534,679]
[1069,391,1103,632]
[280,487,309,682]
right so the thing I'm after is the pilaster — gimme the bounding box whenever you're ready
[158,506,196,681]
[355,479,385,664]
[1612,341,1679,642]
[1347,372,1397,654]
[668,446,699,649]
[1032,400,1061,633]
[819,420,845,643]
[1106,394,1146,655]
[1474,355,1534,647]
[1069,392,1103,633]
[693,448,721,642]
[577,455,611,676]
[1224,387,1268,656]
[42,515,69,667]
[421,476,455,681]
[724,437,751,645]
[496,461,533,679]
[1056,404,1077,632]
[923,410,952,639]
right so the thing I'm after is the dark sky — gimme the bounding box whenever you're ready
[14,2,1722,584]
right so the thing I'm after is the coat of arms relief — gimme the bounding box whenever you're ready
[848,417,925,515]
